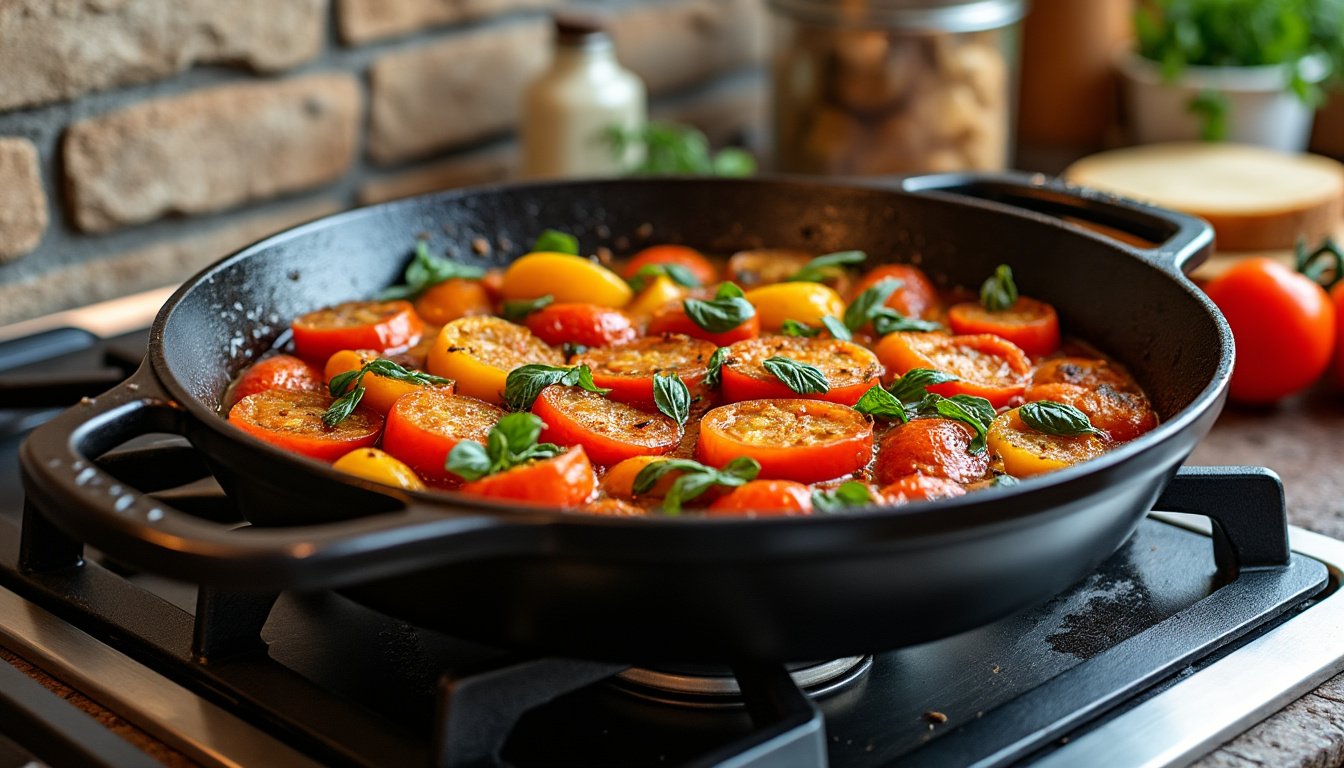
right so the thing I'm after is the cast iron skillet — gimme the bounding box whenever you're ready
[20,174,1231,663]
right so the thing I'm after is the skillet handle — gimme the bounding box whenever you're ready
[899,172,1214,277]
[1155,465,1291,577]
[19,362,548,592]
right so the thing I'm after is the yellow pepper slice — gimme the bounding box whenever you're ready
[500,252,633,307]
[987,408,1107,478]
[333,448,426,491]
[743,282,846,331]
[426,316,564,404]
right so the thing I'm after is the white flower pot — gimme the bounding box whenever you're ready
[1118,52,1331,152]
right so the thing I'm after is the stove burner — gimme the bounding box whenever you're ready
[614,656,873,707]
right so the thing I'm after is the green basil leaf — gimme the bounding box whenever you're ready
[321,386,364,429]
[719,456,762,483]
[787,250,867,283]
[502,363,610,411]
[853,385,909,423]
[980,264,1019,312]
[990,474,1019,487]
[653,372,691,426]
[328,369,363,397]
[632,458,707,495]
[364,358,453,388]
[683,286,755,334]
[324,357,452,427]
[916,394,990,454]
[843,278,903,332]
[812,481,874,514]
[871,309,941,336]
[662,473,716,515]
[494,412,544,453]
[762,356,830,395]
[501,294,555,323]
[945,394,997,433]
[1019,400,1106,438]
[518,442,565,462]
[781,319,821,338]
[562,342,588,358]
[820,315,853,341]
[533,229,580,255]
[628,263,701,291]
[378,240,486,300]
[888,368,960,403]
[704,347,728,389]
[445,440,492,481]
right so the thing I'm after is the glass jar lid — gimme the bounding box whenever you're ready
[766,0,1026,32]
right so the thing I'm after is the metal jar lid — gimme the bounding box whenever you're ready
[766,0,1027,32]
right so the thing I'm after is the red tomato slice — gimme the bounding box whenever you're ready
[874,418,989,485]
[532,385,681,467]
[573,335,717,406]
[707,480,814,517]
[227,390,381,462]
[383,389,505,486]
[1031,356,1140,392]
[851,265,940,320]
[524,303,637,348]
[1024,382,1158,443]
[622,245,718,286]
[414,278,493,325]
[459,446,597,507]
[947,297,1061,357]
[875,332,1030,408]
[697,399,874,484]
[721,337,882,406]
[878,474,967,504]
[292,300,424,363]
[646,303,761,346]
[223,354,323,410]
[725,249,814,288]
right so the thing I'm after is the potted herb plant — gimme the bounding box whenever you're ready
[1119,0,1344,151]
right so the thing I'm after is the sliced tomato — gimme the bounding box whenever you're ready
[875,332,1030,408]
[292,300,423,363]
[721,337,882,406]
[874,418,990,485]
[707,480,814,517]
[573,335,717,406]
[332,448,426,491]
[227,390,381,462]
[459,446,597,507]
[414,278,493,325]
[532,385,681,467]
[426,316,564,404]
[524,303,637,348]
[622,244,718,286]
[697,399,874,484]
[1031,356,1140,392]
[382,389,505,486]
[602,455,685,500]
[1025,382,1157,443]
[324,349,454,416]
[581,497,649,517]
[851,264,940,320]
[878,474,967,504]
[725,249,814,288]
[987,407,1107,477]
[646,303,760,346]
[223,354,323,410]
[947,297,1060,357]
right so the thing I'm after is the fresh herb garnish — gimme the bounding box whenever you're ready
[704,347,729,389]
[633,456,761,514]
[653,372,691,426]
[780,316,853,341]
[1018,400,1107,438]
[888,368,961,403]
[378,240,486,300]
[532,229,579,255]
[853,368,962,423]
[445,412,565,481]
[788,251,867,284]
[605,122,757,177]
[843,278,902,331]
[853,385,910,423]
[562,342,588,358]
[781,319,822,338]
[323,358,452,428]
[980,264,1019,312]
[913,393,996,454]
[821,315,854,341]
[872,312,941,335]
[683,283,756,334]
[811,481,875,513]
[762,356,829,394]
[502,364,611,411]
[628,263,701,292]
[501,294,555,322]
[990,474,1020,487]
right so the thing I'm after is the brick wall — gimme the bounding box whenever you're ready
[0,0,767,324]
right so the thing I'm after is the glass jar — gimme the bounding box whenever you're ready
[767,0,1025,175]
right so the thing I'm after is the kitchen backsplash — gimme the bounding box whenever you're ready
[0,0,765,323]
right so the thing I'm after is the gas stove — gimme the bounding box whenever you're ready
[2,310,1344,768]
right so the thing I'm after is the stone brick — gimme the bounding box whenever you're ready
[368,22,548,165]
[64,74,360,233]
[359,144,516,205]
[0,0,326,112]
[0,198,342,325]
[338,0,558,45]
[610,0,766,96]
[0,138,48,263]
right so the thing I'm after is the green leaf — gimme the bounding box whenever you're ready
[853,385,909,423]
[871,309,941,336]
[445,440,493,482]
[502,363,611,411]
[494,411,543,451]
[683,283,756,334]
[990,474,1020,488]
[562,342,588,358]
[1019,400,1107,438]
[1187,89,1230,142]
[501,294,555,323]
[788,251,867,284]
[323,357,452,427]
[321,386,365,429]
[720,456,762,482]
[704,347,728,389]
[780,319,822,338]
[711,147,757,177]
[888,368,960,403]
[762,356,830,395]
[915,393,992,454]
[378,239,486,300]
[628,263,702,292]
[632,458,706,495]
[812,481,874,513]
[946,394,997,433]
[653,372,691,426]
[445,412,563,481]
[820,315,854,341]
[363,359,453,388]
[533,229,579,255]
[980,264,1019,312]
[327,369,363,398]
[843,278,903,331]
[631,456,761,514]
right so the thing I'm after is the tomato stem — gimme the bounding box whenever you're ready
[1295,237,1344,289]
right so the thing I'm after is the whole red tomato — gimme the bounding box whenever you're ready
[1203,258,1336,405]
[1332,281,1344,388]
